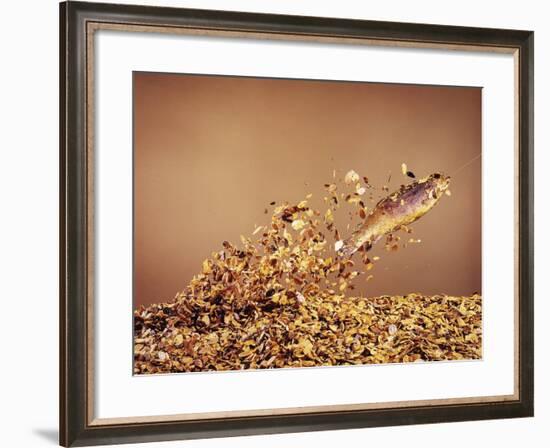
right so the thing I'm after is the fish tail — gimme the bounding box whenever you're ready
[338,239,359,258]
[338,236,374,259]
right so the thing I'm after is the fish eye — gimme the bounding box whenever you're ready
[433,173,441,179]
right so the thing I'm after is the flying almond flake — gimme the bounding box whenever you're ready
[344,169,360,184]
[134,168,481,374]
[291,219,306,231]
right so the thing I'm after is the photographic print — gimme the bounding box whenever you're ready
[132,73,482,375]
[60,4,533,444]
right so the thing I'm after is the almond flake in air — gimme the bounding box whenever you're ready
[344,170,360,184]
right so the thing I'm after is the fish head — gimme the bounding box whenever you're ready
[395,172,450,211]
[391,172,450,223]
[414,172,451,202]
[379,172,450,218]
[427,172,451,197]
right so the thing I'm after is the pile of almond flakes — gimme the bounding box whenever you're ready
[134,170,482,374]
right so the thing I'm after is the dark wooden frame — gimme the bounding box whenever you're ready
[60,1,534,446]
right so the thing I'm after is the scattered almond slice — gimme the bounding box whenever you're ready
[344,169,360,184]
[291,219,306,231]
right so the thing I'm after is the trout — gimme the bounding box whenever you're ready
[337,173,451,257]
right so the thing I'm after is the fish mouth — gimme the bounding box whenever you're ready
[431,173,450,194]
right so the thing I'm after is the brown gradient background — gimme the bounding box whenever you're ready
[133,72,481,308]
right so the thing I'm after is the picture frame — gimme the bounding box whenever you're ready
[59,1,534,446]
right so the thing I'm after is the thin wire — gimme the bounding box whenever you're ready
[450,153,481,177]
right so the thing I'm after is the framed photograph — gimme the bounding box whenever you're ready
[59,1,534,446]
